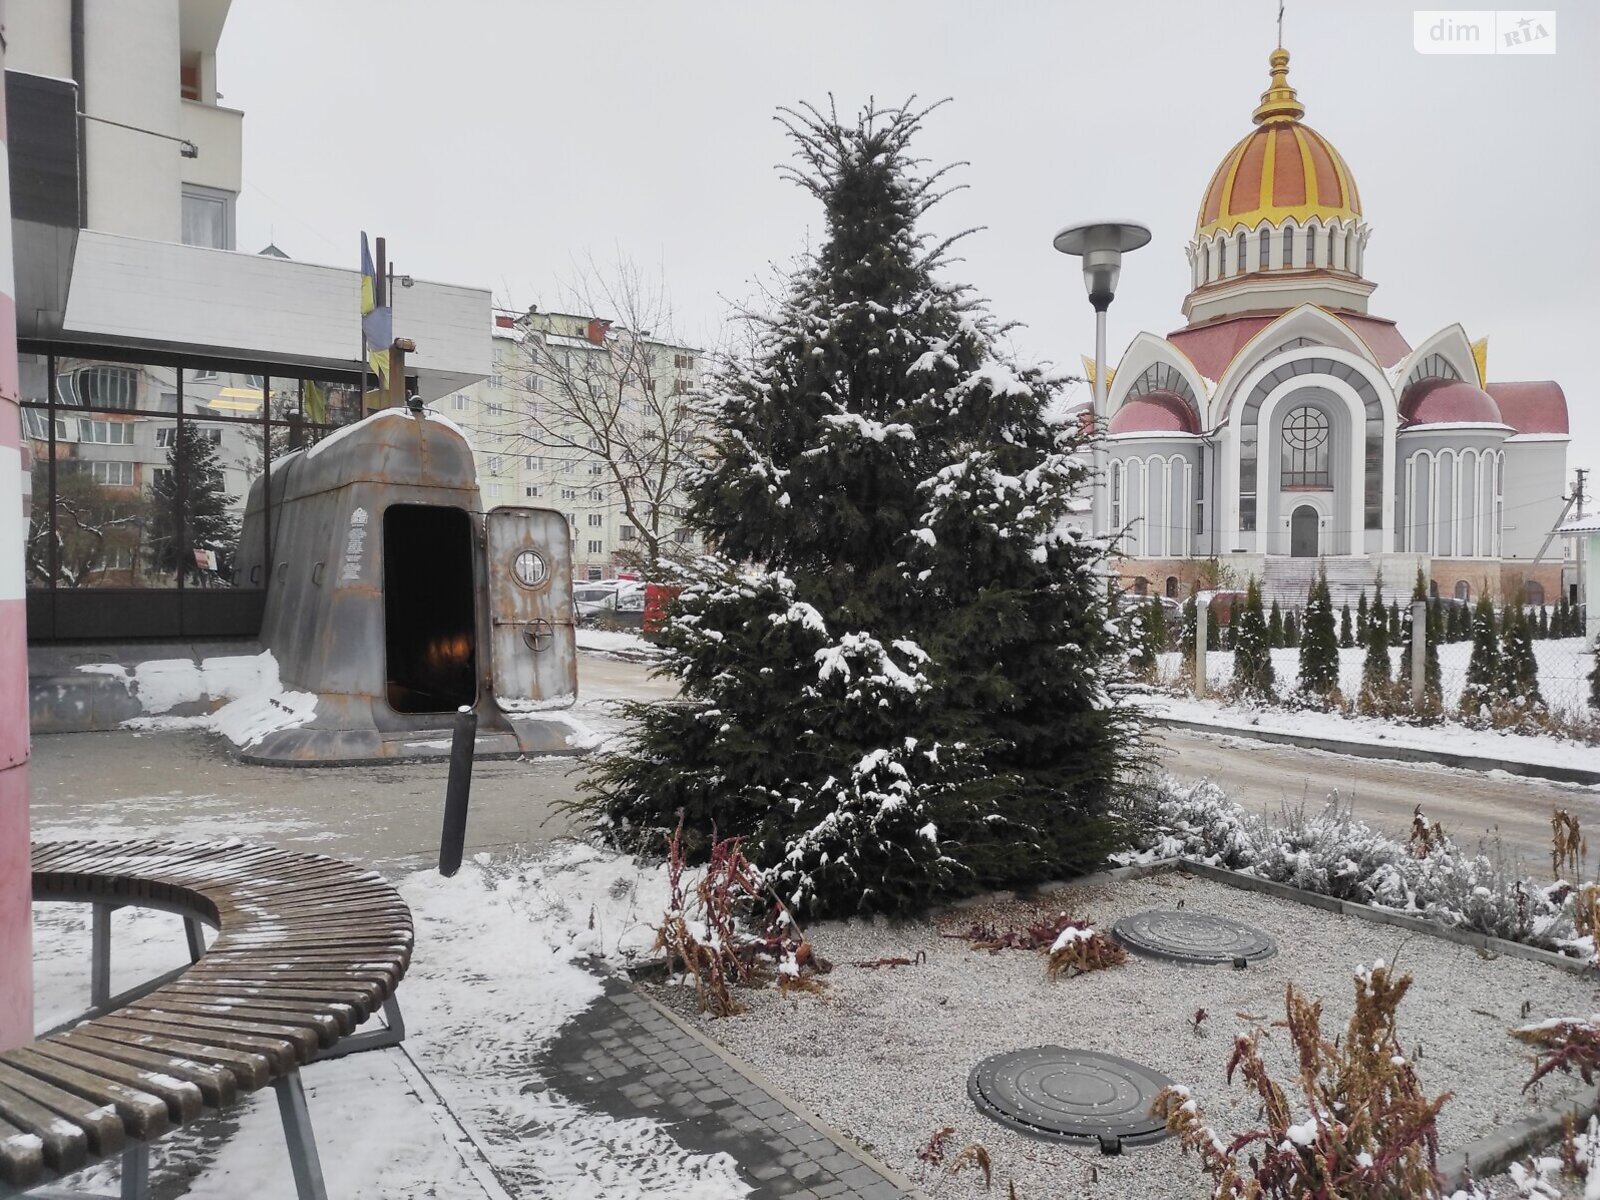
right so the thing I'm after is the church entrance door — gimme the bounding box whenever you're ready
[1290,505,1320,558]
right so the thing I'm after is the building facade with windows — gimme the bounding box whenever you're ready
[1097,47,1571,608]
[444,310,704,582]
[7,0,492,642]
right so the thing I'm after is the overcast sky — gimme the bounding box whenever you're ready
[220,1,1599,477]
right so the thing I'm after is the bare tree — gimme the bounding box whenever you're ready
[486,258,708,577]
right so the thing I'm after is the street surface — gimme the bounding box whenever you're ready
[1149,726,1600,871]
[28,650,1594,875]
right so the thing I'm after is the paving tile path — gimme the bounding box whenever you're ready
[541,977,922,1200]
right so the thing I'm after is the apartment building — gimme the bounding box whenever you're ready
[443,309,705,581]
[6,0,491,641]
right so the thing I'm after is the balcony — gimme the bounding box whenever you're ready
[179,99,242,195]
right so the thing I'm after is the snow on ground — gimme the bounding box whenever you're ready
[576,627,664,659]
[94,649,320,749]
[662,871,1596,1200]
[1134,691,1600,775]
[1144,638,1600,774]
[29,833,745,1199]
[1159,638,1595,717]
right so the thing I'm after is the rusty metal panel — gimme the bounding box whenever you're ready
[485,507,576,710]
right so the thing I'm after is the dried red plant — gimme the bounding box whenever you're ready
[917,1125,956,1165]
[1514,1015,1600,1092]
[1408,805,1445,858]
[1152,961,1453,1199]
[1552,808,1582,878]
[948,1142,992,1188]
[1043,921,1127,980]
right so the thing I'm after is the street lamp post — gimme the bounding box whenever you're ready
[1052,220,1151,538]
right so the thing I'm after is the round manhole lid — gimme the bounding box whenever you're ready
[1112,909,1277,966]
[967,1047,1173,1150]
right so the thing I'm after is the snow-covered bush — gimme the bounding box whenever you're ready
[1121,776,1591,959]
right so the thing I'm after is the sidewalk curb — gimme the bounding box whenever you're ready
[628,983,929,1198]
[1153,716,1600,786]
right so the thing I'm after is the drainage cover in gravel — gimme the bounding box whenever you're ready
[967,1046,1174,1153]
[1112,908,1277,966]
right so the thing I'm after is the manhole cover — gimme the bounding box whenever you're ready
[968,1047,1173,1152]
[1112,909,1277,966]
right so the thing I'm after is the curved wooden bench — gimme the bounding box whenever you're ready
[2,840,414,1199]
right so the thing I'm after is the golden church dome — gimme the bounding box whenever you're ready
[1194,49,1361,240]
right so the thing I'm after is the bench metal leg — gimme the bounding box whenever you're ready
[310,993,406,1062]
[118,1141,149,1200]
[183,917,205,963]
[90,904,115,1009]
[273,1071,328,1200]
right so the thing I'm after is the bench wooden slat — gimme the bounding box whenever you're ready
[158,980,375,1021]
[0,1110,46,1189]
[0,1063,125,1158]
[133,999,342,1046]
[0,1077,88,1176]
[56,1032,238,1109]
[92,1014,296,1077]
[1,1047,170,1141]
[123,1006,320,1060]
[24,1042,203,1124]
[68,1028,269,1092]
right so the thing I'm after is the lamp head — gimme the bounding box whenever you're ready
[1052,220,1152,311]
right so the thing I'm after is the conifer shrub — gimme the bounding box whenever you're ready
[1460,595,1501,715]
[583,99,1140,917]
[1267,599,1283,649]
[1299,567,1341,701]
[1339,603,1354,649]
[1231,577,1275,700]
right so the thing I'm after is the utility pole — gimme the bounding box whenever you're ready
[1576,468,1588,630]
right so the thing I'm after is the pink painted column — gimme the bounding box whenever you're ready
[0,2,36,1051]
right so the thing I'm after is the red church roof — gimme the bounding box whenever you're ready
[1109,391,1201,436]
[1486,382,1568,435]
[1399,378,1501,426]
[1165,311,1411,382]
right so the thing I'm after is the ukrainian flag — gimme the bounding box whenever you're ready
[360,232,392,388]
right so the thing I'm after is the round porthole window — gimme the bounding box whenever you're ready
[512,549,548,588]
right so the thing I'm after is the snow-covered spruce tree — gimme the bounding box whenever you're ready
[582,100,1140,917]
[1400,568,1441,702]
[1207,602,1222,651]
[1339,603,1354,649]
[1362,577,1391,691]
[1388,600,1401,642]
[1557,592,1574,638]
[1590,638,1600,710]
[1268,599,1284,649]
[1499,602,1542,708]
[1538,605,1550,639]
[1284,608,1300,647]
[1300,567,1340,700]
[1460,594,1500,715]
[1233,577,1274,698]
[1355,591,1370,648]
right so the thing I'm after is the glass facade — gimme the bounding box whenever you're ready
[21,347,367,640]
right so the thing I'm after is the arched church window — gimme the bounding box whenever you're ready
[1281,406,1331,488]
[1401,353,1464,391]
[1126,363,1199,416]
[1258,228,1271,271]
[1165,576,1179,598]
[1455,580,1470,603]
[1110,460,1123,529]
[1236,232,1247,274]
[1524,581,1546,607]
[1281,228,1295,269]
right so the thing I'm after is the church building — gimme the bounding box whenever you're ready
[1100,47,1570,608]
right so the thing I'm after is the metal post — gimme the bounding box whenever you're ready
[1093,306,1108,536]
[120,1140,150,1200]
[91,904,112,1008]
[184,917,206,963]
[439,706,478,877]
[1194,595,1208,699]
[1411,600,1427,708]
[273,1070,329,1200]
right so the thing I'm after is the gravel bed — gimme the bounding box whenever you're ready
[647,871,1597,1199]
